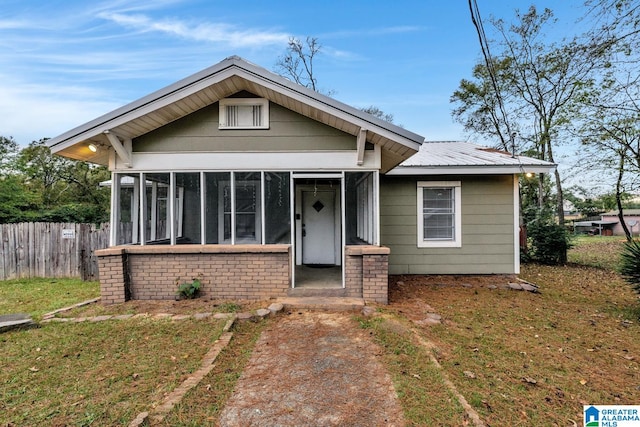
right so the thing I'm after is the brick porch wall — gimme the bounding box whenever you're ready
[95,245,291,304]
[344,245,390,304]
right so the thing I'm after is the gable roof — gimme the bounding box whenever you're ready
[388,141,556,175]
[46,56,423,171]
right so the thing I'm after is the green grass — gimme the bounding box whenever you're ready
[1,317,226,426]
[567,234,625,270]
[159,319,268,426]
[414,265,640,425]
[357,315,468,425]
[0,278,100,319]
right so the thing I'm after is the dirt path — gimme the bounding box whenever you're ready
[218,311,405,427]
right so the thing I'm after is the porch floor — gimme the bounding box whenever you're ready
[294,265,341,288]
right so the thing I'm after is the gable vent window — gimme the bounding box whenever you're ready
[219,98,269,129]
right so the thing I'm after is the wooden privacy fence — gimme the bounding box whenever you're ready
[0,223,110,281]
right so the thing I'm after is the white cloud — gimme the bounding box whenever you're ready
[0,77,120,145]
[0,19,30,30]
[320,25,424,40]
[99,12,290,47]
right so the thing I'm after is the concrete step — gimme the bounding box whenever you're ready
[0,313,36,333]
[287,287,357,298]
[278,297,365,312]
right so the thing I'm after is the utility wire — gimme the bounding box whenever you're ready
[468,0,517,157]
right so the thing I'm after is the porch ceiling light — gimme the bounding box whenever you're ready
[88,143,98,153]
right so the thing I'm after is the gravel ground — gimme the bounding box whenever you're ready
[218,311,405,427]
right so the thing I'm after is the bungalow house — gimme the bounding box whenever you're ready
[46,56,554,305]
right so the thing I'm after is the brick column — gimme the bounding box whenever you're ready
[96,248,128,305]
[362,252,389,304]
[345,246,390,304]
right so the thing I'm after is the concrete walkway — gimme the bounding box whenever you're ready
[218,311,405,427]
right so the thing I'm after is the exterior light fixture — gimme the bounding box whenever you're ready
[88,144,98,153]
[525,172,534,178]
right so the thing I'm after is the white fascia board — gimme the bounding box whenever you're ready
[111,150,381,172]
[235,60,424,148]
[49,59,424,155]
[48,66,240,154]
[386,164,556,175]
[249,83,422,151]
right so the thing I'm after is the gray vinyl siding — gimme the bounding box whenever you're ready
[380,174,516,275]
[133,102,357,152]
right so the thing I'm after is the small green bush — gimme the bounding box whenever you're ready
[526,221,571,265]
[176,279,201,300]
[619,240,640,294]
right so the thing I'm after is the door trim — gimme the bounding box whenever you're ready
[294,183,341,267]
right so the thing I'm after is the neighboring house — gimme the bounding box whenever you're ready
[46,56,555,304]
[600,209,640,236]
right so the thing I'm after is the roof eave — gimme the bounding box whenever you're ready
[386,164,557,176]
[47,56,423,158]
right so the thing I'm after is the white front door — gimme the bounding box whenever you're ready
[302,190,336,264]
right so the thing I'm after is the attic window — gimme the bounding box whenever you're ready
[219,98,269,129]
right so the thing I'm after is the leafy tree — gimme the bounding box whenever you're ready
[451,58,521,153]
[15,139,74,208]
[454,6,603,228]
[0,137,110,223]
[575,0,640,240]
[0,175,39,223]
[0,136,19,176]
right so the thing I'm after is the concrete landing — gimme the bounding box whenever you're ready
[277,297,365,312]
[0,313,36,333]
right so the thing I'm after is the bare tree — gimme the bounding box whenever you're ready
[275,36,321,91]
[360,106,395,124]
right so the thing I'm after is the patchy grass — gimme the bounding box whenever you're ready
[0,318,226,426]
[387,264,640,426]
[159,319,268,426]
[358,315,468,425]
[58,298,265,318]
[568,235,626,270]
[0,278,99,319]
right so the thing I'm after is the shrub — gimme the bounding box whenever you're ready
[176,279,201,300]
[619,240,640,293]
[526,221,571,265]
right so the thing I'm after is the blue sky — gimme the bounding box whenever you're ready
[1,0,586,148]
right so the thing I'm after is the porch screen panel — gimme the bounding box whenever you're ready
[176,173,201,244]
[345,172,375,245]
[204,172,230,244]
[234,172,262,244]
[264,172,291,244]
[115,173,140,245]
[143,173,170,244]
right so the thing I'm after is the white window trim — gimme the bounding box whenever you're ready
[417,181,462,248]
[219,98,269,129]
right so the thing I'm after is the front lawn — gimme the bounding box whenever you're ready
[1,318,226,426]
[377,235,640,425]
[0,277,99,319]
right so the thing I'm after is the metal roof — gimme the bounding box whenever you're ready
[388,141,556,175]
[46,56,423,172]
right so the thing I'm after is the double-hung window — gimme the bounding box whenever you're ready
[417,181,461,247]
